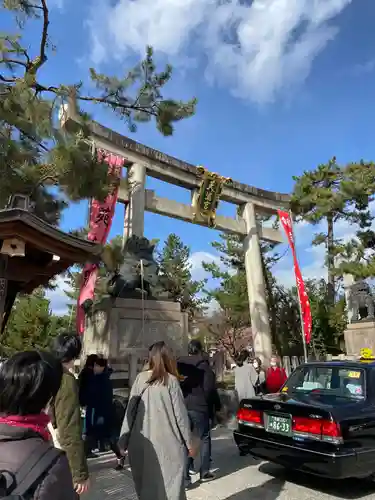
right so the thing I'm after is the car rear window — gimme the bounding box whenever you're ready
[286,365,365,400]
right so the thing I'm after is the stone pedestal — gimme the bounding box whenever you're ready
[344,320,375,356]
[83,298,189,391]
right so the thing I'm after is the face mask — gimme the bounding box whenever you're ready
[253,363,259,369]
[270,361,277,367]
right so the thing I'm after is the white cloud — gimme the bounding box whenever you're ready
[189,251,222,281]
[350,58,375,76]
[49,0,65,8]
[87,0,352,103]
[46,275,73,316]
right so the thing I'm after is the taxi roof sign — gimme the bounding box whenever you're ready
[359,348,375,362]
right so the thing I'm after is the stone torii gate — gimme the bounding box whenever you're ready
[60,103,290,362]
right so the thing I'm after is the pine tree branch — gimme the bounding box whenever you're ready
[2,1,196,135]
[0,57,27,68]
[24,3,44,10]
[26,0,49,75]
[76,94,158,117]
[28,82,160,117]
[0,74,16,82]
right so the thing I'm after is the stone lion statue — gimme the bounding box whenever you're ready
[106,235,171,300]
[346,278,375,322]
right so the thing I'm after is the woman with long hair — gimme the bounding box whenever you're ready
[119,341,193,500]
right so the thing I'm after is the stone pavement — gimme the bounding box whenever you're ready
[84,428,375,500]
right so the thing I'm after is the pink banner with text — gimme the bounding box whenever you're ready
[277,210,312,345]
[76,152,124,334]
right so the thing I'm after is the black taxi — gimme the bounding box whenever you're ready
[233,355,375,480]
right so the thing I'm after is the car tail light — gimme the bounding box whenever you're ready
[292,417,342,443]
[293,417,321,435]
[237,408,263,428]
[322,421,341,440]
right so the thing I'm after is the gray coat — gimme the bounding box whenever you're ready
[234,363,258,402]
[0,425,76,500]
[119,371,191,500]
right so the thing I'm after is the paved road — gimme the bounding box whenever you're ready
[85,428,375,500]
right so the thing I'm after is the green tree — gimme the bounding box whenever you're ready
[291,157,375,304]
[303,279,346,358]
[203,233,302,357]
[1,0,196,222]
[157,234,207,319]
[63,269,80,325]
[1,287,68,354]
[202,233,250,337]
[202,233,260,359]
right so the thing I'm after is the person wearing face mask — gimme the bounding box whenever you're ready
[252,358,266,396]
[265,355,287,394]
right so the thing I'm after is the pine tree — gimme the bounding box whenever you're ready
[1,0,197,222]
[202,233,255,358]
[1,287,68,354]
[302,280,346,358]
[63,269,80,324]
[203,233,304,356]
[157,234,207,319]
[291,158,375,304]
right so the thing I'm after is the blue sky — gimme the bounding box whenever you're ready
[7,0,375,311]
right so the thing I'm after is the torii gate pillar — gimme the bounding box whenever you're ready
[123,163,146,244]
[242,202,273,363]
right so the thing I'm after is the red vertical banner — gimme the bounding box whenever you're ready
[76,152,124,334]
[277,210,312,345]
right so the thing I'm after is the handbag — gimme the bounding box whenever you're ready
[128,386,148,434]
[119,385,148,452]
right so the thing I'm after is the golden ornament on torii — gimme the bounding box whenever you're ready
[192,166,232,228]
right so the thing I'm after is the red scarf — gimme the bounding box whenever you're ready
[0,413,51,442]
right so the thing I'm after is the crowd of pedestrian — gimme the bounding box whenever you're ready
[234,349,287,402]
[0,332,287,499]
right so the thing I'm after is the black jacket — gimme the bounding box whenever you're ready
[177,355,217,414]
[80,369,115,436]
[0,425,76,500]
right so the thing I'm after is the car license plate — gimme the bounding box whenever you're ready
[266,414,291,436]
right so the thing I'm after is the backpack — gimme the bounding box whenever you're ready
[0,441,62,499]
